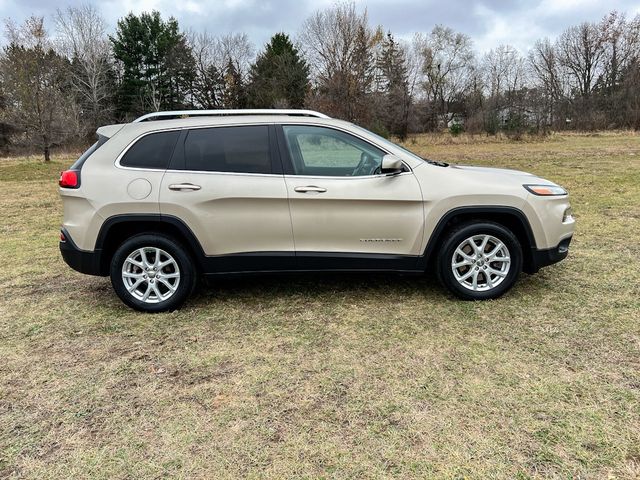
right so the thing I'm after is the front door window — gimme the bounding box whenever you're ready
[282,125,386,177]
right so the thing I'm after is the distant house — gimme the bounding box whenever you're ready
[446,113,465,128]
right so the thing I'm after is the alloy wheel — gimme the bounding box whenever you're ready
[451,234,511,292]
[121,247,180,303]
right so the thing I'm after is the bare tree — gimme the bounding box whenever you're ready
[557,22,605,98]
[187,31,254,109]
[217,33,254,76]
[482,45,525,98]
[529,39,564,102]
[54,5,112,136]
[619,57,640,129]
[480,45,527,132]
[406,33,427,99]
[0,17,76,161]
[598,12,639,92]
[528,38,566,130]
[300,1,361,81]
[595,12,640,127]
[421,25,476,129]
[299,1,379,121]
[188,31,224,108]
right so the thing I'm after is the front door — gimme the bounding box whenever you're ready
[278,124,424,270]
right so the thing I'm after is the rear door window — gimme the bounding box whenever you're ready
[183,126,271,174]
[120,131,180,169]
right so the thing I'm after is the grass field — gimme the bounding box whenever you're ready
[1,132,639,479]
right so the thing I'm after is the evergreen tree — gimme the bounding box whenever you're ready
[350,24,379,124]
[110,11,194,118]
[192,63,225,109]
[247,33,309,108]
[377,32,411,139]
[165,34,196,110]
[223,58,247,108]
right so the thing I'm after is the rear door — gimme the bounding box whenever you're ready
[277,124,424,270]
[159,124,295,271]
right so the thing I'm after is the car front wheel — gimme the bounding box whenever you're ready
[110,234,196,312]
[437,222,523,300]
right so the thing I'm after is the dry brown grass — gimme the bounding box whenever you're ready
[0,132,639,479]
[401,129,640,146]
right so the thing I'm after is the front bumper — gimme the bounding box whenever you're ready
[60,229,104,276]
[526,236,572,273]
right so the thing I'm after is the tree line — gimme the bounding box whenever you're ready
[1,2,639,161]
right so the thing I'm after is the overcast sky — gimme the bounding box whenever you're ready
[1,0,640,53]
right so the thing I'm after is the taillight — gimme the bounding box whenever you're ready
[59,170,80,188]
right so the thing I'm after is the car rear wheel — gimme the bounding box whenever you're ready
[437,222,522,300]
[110,234,196,312]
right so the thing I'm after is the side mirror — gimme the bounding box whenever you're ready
[381,154,404,175]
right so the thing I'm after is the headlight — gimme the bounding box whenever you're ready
[523,184,567,196]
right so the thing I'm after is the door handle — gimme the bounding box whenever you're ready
[294,186,327,194]
[168,183,201,191]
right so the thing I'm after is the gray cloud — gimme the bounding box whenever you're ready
[1,0,639,53]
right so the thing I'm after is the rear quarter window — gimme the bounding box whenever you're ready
[70,135,108,170]
[120,131,180,169]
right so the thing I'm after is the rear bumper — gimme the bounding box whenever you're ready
[60,229,104,276]
[526,236,572,273]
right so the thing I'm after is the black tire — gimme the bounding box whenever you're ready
[436,221,523,300]
[110,234,196,312]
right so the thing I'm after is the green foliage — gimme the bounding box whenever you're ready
[110,11,194,119]
[484,112,500,136]
[369,119,390,139]
[449,123,463,136]
[247,33,309,108]
[192,63,225,109]
[503,111,527,140]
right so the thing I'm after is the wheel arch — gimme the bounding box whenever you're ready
[96,214,205,275]
[419,206,538,273]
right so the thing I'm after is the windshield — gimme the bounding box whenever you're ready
[349,124,425,162]
[349,124,449,167]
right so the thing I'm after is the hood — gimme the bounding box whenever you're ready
[452,165,534,176]
[451,164,554,185]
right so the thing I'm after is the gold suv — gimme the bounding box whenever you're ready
[59,110,575,312]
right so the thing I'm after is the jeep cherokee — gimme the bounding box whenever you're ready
[59,109,575,312]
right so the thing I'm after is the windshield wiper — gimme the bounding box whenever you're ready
[422,158,449,167]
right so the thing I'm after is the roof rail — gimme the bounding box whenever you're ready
[133,109,330,122]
